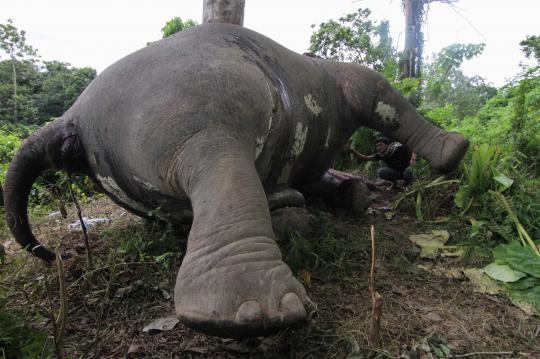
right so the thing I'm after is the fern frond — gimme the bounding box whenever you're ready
[489,190,540,256]
[487,221,515,242]
[489,190,519,223]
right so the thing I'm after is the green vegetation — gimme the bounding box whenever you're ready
[0,19,96,126]
[311,7,539,314]
[0,8,539,356]
[161,17,198,38]
[0,294,50,359]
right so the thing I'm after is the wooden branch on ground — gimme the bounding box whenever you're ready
[450,351,527,358]
[68,176,92,268]
[44,250,68,359]
[54,249,68,358]
[368,225,383,347]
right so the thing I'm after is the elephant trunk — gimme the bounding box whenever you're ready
[387,95,468,172]
[4,118,71,263]
[335,64,469,172]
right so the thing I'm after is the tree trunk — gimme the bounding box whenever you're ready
[11,58,17,122]
[203,0,245,26]
[402,0,423,78]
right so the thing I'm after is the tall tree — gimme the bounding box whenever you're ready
[0,19,38,122]
[401,0,423,78]
[0,59,40,124]
[401,0,457,79]
[422,43,496,119]
[37,61,96,122]
[520,35,540,63]
[309,9,396,72]
[203,0,245,26]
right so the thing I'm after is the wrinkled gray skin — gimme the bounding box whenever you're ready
[4,24,468,338]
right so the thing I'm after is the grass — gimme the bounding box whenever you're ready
[0,197,539,358]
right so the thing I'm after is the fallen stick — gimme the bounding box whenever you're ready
[68,176,92,268]
[368,225,383,347]
[450,351,527,358]
[54,249,68,359]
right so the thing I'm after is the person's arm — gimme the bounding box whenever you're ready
[349,148,376,161]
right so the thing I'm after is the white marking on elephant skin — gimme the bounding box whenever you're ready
[133,176,159,192]
[277,162,294,184]
[277,122,309,183]
[89,153,98,168]
[375,101,398,124]
[267,113,273,132]
[291,122,308,157]
[276,77,291,111]
[255,137,265,159]
[324,128,332,148]
[96,174,148,213]
[304,94,322,116]
[255,114,274,159]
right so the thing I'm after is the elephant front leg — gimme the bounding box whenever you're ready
[169,131,310,338]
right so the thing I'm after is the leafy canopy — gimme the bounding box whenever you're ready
[0,19,38,61]
[0,20,96,125]
[161,17,198,38]
[520,35,540,63]
[422,43,497,120]
[309,8,395,72]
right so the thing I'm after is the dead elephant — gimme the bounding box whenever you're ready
[4,23,468,338]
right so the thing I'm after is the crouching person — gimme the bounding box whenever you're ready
[349,137,416,188]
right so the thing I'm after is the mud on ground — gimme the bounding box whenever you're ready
[1,195,539,358]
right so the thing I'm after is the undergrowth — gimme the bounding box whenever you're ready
[282,209,370,283]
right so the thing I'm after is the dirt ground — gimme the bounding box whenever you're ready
[1,191,539,358]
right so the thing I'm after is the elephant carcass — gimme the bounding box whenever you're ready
[4,23,468,338]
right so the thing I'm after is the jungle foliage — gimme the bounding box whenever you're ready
[161,17,198,38]
[0,59,96,125]
[0,9,539,353]
[311,8,540,312]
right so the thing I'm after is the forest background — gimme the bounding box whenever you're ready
[0,1,539,357]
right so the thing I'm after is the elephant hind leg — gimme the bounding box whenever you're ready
[169,129,310,338]
[299,170,371,215]
[265,187,314,239]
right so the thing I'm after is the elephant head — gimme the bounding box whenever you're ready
[331,62,469,172]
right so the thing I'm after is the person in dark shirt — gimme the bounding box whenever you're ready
[349,137,416,187]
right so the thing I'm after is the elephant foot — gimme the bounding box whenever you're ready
[174,237,310,338]
[271,207,314,239]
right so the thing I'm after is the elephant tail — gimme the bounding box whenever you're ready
[4,117,85,263]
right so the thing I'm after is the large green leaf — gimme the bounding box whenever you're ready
[495,242,540,278]
[493,173,514,191]
[454,185,472,209]
[508,276,540,290]
[493,244,509,264]
[507,282,540,315]
[484,262,527,282]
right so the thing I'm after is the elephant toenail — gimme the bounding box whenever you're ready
[235,300,263,325]
[279,292,306,320]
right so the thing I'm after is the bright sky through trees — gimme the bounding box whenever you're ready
[1,0,538,87]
